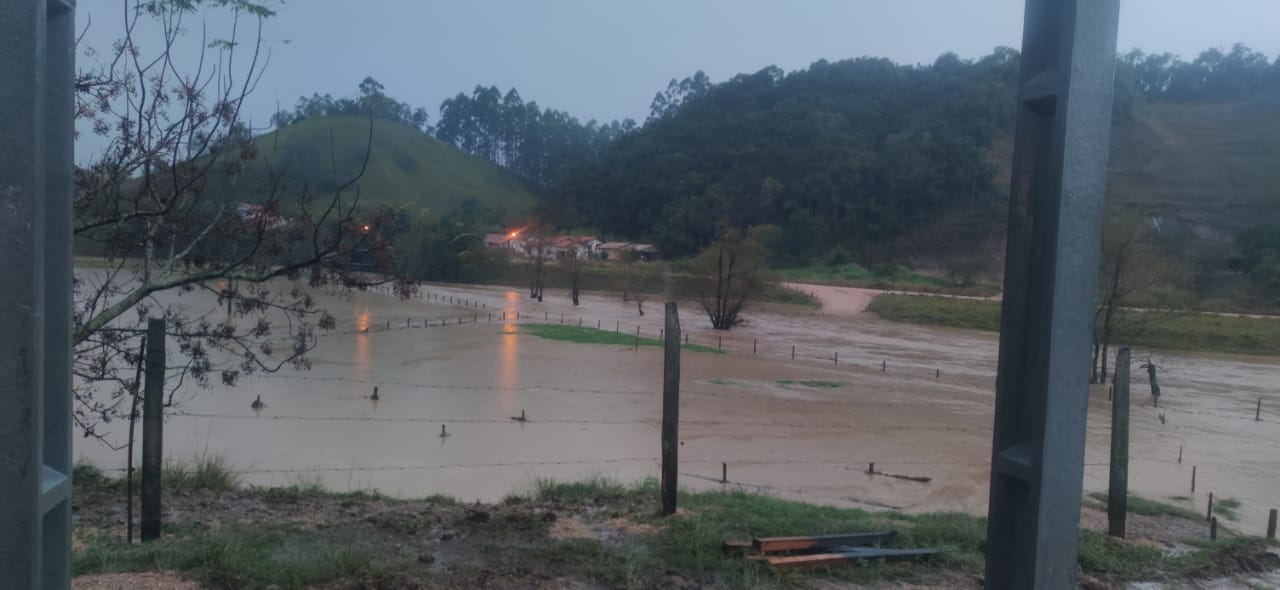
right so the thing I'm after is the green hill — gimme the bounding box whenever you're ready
[223,116,540,216]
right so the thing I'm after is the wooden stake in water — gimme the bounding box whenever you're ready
[1257,398,1263,421]
[1210,516,1218,540]
[1178,445,1183,464]
[1192,465,1197,494]
[721,462,727,484]
[1268,509,1277,541]
[1207,492,1214,521]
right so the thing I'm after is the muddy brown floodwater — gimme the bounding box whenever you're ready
[75,278,1280,534]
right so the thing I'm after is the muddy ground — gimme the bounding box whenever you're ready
[70,478,1280,589]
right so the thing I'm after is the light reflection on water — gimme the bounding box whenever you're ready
[499,290,520,414]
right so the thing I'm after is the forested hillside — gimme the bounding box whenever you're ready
[534,45,1280,266]
[550,51,1020,260]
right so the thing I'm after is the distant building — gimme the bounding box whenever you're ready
[237,203,286,230]
[598,241,660,262]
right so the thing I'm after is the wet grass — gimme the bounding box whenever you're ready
[1216,497,1241,522]
[1087,491,1204,521]
[73,524,386,589]
[518,323,725,354]
[869,294,1280,356]
[777,379,847,388]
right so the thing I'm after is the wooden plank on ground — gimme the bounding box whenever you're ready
[722,540,752,556]
[766,547,938,571]
[753,531,896,553]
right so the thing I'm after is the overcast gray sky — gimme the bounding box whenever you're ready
[76,0,1280,161]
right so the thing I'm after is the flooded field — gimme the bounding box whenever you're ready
[75,279,1280,533]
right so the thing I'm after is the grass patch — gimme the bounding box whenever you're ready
[1215,497,1241,522]
[163,453,241,494]
[774,262,998,297]
[1078,529,1164,576]
[74,524,383,589]
[1087,492,1204,521]
[869,294,1280,356]
[777,379,847,389]
[518,323,724,354]
[868,294,1002,332]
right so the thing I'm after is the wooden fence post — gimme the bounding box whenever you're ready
[1207,492,1214,521]
[1257,398,1262,421]
[1210,516,1218,540]
[141,319,166,542]
[1108,347,1131,538]
[124,336,147,543]
[1268,509,1277,541]
[1192,466,1196,494]
[661,302,681,516]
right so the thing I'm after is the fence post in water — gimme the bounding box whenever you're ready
[1108,347,1131,538]
[753,339,757,355]
[717,335,722,350]
[791,345,795,360]
[661,302,681,516]
[834,351,838,365]
[634,325,640,351]
[597,319,601,330]
[936,368,940,379]
[1257,398,1262,421]
[721,462,727,484]
[616,320,620,333]
[1268,509,1277,540]
[141,319,166,542]
[1207,492,1214,521]
[868,462,875,474]
[1192,466,1197,494]
[1210,516,1218,540]
[881,360,886,371]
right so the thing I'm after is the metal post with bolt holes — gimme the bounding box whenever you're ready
[985,1,1120,588]
[0,0,76,587]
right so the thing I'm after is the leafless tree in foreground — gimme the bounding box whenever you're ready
[72,0,408,444]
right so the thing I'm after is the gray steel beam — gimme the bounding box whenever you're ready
[985,1,1120,589]
[0,1,50,585]
[43,0,76,586]
[0,0,75,587]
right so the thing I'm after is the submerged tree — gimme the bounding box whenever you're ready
[696,226,769,330]
[566,240,587,306]
[73,0,406,443]
[522,234,551,302]
[1090,217,1177,383]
